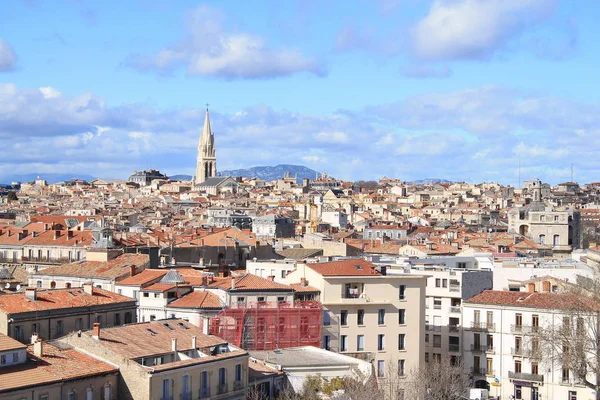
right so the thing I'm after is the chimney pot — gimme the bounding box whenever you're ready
[192,335,197,349]
[130,265,137,277]
[31,332,39,344]
[83,282,93,295]
[300,277,308,287]
[171,338,177,352]
[92,322,101,340]
[33,339,43,356]
[25,287,37,301]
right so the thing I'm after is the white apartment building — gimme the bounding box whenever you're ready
[389,266,492,364]
[286,258,427,381]
[463,289,597,400]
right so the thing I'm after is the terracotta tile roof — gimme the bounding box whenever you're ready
[465,290,600,311]
[168,291,224,309]
[80,319,236,360]
[141,283,182,292]
[208,274,293,292]
[33,253,149,280]
[306,259,381,276]
[275,248,323,259]
[289,283,320,293]
[0,341,117,394]
[23,229,94,247]
[0,332,27,352]
[116,269,167,286]
[0,287,136,314]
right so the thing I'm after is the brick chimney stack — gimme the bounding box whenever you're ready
[92,322,101,340]
[130,265,137,277]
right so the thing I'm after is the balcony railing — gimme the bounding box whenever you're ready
[509,371,544,383]
[486,346,495,354]
[449,285,461,292]
[470,344,487,352]
[511,324,540,334]
[218,384,228,395]
[233,381,244,391]
[449,306,461,313]
[449,344,460,352]
[471,322,495,331]
[433,304,442,309]
[198,388,210,399]
[449,325,460,333]
[179,392,192,400]
[471,367,486,376]
[160,397,173,400]
[426,324,442,332]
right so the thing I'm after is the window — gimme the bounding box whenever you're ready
[340,335,347,351]
[515,385,522,399]
[532,314,539,331]
[487,334,494,350]
[341,310,348,326]
[562,367,570,383]
[425,352,429,362]
[56,321,64,337]
[323,335,331,350]
[182,374,190,396]
[277,297,285,303]
[378,334,385,351]
[36,280,42,288]
[103,384,111,400]
[377,360,385,377]
[12,352,18,362]
[323,311,331,326]
[569,391,577,400]
[143,292,149,297]
[235,363,242,382]
[68,392,77,400]
[357,335,364,351]
[398,334,406,350]
[398,359,406,376]
[32,323,39,337]
[399,309,406,325]
[515,360,522,373]
[399,285,406,300]
[378,309,385,325]
[538,234,545,245]
[86,387,93,400]
[14,325,24,342]
[125,312,132,324]
[487,358,493,374]
[257,297,265,303]
[486,311,494,326]
[435,278,440,287]
[531,362,538,375]
[219,367,227,385]
[474,310,480,324]
[0,354,5,365]
[75,318,83,331]
[433,298,442,309]
[281,270,286,278]
[515,313,522,328]
[200,371,209,398]
[425,333,429,344]
[162,378,172,399]
[553,234,560,246]
[114,313,121,326]
[357,309,365,325]
[433,334,441,348]
[433,353,441,363]
[442,279,448,288]
[237,296,245,303]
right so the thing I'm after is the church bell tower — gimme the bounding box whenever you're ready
[195,107,217,185]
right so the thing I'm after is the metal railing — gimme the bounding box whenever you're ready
[470,344,487,352]
[179,392,192,400]
[426,324,442,332]
[471,322,495,331]
[449,306,461,313]
[509,371,544,383]
[449,344,460,352]
[218,384,228,395]
[198,388,210,399]
[511,347,525,356]
[471,367,486,376]
[448,325,460,332]
[233,381,244,391]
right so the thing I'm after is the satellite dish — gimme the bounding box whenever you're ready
[4,282,10,289]
[16,284,21,291]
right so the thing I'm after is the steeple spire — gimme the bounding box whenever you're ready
[195,105,217,185]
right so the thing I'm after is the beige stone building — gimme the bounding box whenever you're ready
[0,284,137,343]
[285,259,426,380]
[59,319,249,400]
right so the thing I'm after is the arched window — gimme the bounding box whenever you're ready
[553,234,560,246]
[539,234,546,245]
[182,374,191,397]
[65,282,72,289]
[50,281,56,289]
[162,378,172,399]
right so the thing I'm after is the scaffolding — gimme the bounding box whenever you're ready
[209,301,322,351]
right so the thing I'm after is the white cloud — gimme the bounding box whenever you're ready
[126,5,324,79]
[39,86,61,99]
[412,0,556,60]
[128,131,151,140]
[302,155,324,163]
[313,131,349,143]
[0,39,17,71]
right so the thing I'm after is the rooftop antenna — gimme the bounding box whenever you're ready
[571,163,574,182]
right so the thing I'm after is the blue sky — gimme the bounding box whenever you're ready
[1,0,599,185]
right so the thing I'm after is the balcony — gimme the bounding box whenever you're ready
[511,347,525,356]
[486,370,496,377]
[233,381,244,391]
[198,388,210,399]
[470,322,495,332]
[433,304,442,310]
[218,384,228,395]
[448,325,460,333]
[509,371,544,383]
[449,306,461,313]
[471,367,487,376]
[470,344,487,352]
[511,324,540,334]
[449,344,460,352]
[486,346,495,354]
[449,285,461,292]
[161,397,173,400]
[179,392,192,400]
[426,324,442,332]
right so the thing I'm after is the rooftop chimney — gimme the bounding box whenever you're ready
[171,338,177,353]
[25,287,37,301]
[31,332,39,344]
[129,265,137,277]
[231,278,236,290]
[33,339,43,356]
[83,282,93,295]
[53,230,60,240]
[92,322,101,340]
[192,336,197,349]
[267,275,275,282]
[300,277,308,287]
[67,230,74,240]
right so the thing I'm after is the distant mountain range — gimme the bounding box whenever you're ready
[0,173,98,185]
[408,178,452,185]
[217,164,319,183]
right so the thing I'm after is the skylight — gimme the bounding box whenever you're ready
[147,329,158,335]
[177,322,190,329]
[163,323,175,330]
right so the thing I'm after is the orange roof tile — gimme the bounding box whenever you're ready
[208,274,293,292]
[0,288,136,314]
[0,333,27,352]
[465,290,600,311]
[168,291,223,309]
[306,259,381,276]
[33,253,149,280]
